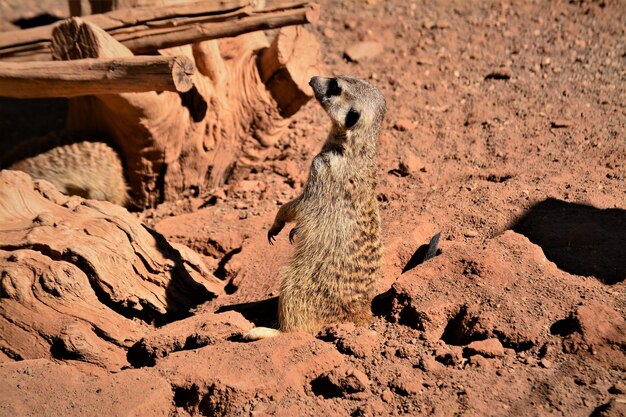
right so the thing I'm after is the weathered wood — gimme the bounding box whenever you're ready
[39,15,321,208]
[2,0,246,52]
[259,25,320,117]
[0,55,195,98]
[0,1,320,62]
[0,169,223,370]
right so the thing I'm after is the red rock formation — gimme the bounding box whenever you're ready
[0,170,222,369]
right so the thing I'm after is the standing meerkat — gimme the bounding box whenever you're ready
[3,132,129,206]
[245,75,386,340]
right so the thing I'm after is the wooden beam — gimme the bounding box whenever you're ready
[0,55,195,98]
[0,1,320,62]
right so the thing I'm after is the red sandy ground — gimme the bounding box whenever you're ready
[1,0,625,416]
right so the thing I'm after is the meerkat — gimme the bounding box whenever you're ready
[2,132,129,206]
[244,75,386,340]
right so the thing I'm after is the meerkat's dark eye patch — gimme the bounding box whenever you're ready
[326,78,342,97]
[345,108,360,128]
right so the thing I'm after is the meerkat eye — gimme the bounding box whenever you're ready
[345,108,360,128]
[326,78,342,97]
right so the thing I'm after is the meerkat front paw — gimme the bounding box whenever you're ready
[268,221,285,245]
[289,225,299,244]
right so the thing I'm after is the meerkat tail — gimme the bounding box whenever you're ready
[241,327,281,341]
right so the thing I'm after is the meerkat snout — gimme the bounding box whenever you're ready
[309,76,341,102]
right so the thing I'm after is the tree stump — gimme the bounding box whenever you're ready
[51,16,321,208]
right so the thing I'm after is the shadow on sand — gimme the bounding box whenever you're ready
[216,297,279,328]
[510,198,625,285]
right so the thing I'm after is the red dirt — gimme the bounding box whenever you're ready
[1,0,625,416]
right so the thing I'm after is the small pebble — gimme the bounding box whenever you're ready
[540,359,552,369]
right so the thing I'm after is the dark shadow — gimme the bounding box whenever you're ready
[510,198,625,284]
[50,338,82,361]
[310,375,344,399]
[179,86,208,122]
[0,130,107,169]
[0,97,67,160]
[484,72,510,80]
[440,305,486,346]
[145,227,217,326]
[12,13,61,29]
[371,287,395,317]
[550,316,581,337]
[590,401,612,417]
[401,232,442,274]
[216,297,279,328]
[214,248,242,280]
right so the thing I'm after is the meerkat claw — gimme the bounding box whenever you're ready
[289,227,297,244]
[268,232,276,245]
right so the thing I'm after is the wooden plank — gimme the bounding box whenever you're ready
[0,1,319,61]
[0,55,195,98]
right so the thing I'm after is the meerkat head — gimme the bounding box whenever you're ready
[309,75,386,137]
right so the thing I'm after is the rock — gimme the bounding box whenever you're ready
[399,153,424,175]
[551,119,574,128]
[465,339,505,358]
[422,19,435,30]
[388,153,424,177]
[0,170,221,369]
[381,389,394,403]
[319,324,378,359]
[393,119,415,132]
[344,41,384,62]
[591,398,626,417]
[539,358,552,369]
[572,303,626,347]
[128,311,253,367]
[156,334,344,416]
[609,382,626,395]
[417,355,442,372]
[464,230,479,238]
[553,302,626,355]
[155,207,246,259]
[229,179,267,195]
[484,70,512,80]
[311,365,370,398]
[344,20,358,30]
[272,160,301,183]
[390,374,421,396]
[435,345,465,366]
[468,354,491,368]
[0,359,172,417]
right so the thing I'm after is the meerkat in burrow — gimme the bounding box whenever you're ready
[244,75,386,340]
[4,132,129,206]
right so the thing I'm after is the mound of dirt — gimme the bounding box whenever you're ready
[0,360,172,417]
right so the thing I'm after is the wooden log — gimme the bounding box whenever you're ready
[0,1,320,62]
[259,25,320,117]
[0,55,195,98]
[38,16,321,208]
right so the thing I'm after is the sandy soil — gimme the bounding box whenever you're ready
[1,0,625,416]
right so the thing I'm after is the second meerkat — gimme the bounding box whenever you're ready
[246,75,386,339]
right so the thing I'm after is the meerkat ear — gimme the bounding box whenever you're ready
[345,108,360,129]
